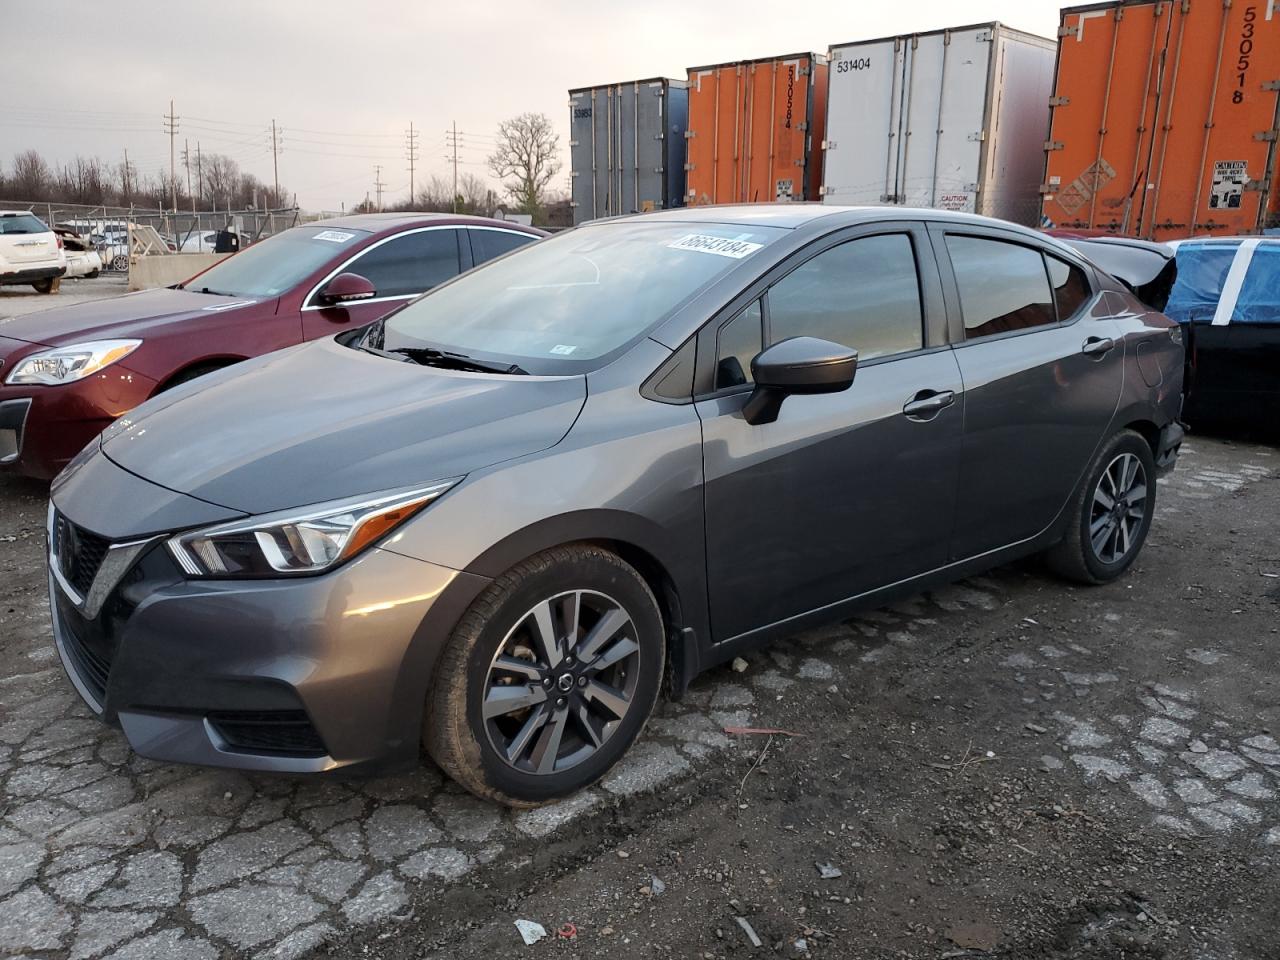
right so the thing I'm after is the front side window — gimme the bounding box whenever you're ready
[472,228,536,265]
[948,236,1055,339]
[767,233,924,360]
[381,220,784,374]
[348,229,461,299]
[715,299,763,389]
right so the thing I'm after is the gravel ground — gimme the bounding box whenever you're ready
[1,436,1277,960]
[0,275,128,321]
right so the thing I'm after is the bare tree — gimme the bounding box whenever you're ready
[487,113,561,217]
[9,150,51,198]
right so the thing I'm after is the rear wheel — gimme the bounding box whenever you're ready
[425,544,665,806]
[32,278,59,294]
[1046,429,1155,584]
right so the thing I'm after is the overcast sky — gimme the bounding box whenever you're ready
[3,0,1063,212]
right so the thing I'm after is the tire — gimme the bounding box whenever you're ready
[32,278,59,294]
[111,254,129,272]
[1046,429,1156,584]
[86,269,100,279]
[425,544,665,807]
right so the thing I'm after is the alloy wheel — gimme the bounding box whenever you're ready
[1089,452,1148,565]
[482,590,641,775]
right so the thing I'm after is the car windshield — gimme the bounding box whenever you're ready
[0,214,50,235]
[181,225,370,298]
[380,219,784,373]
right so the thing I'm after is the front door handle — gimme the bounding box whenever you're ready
[903,389,955,421]
[1082,336,1116,358]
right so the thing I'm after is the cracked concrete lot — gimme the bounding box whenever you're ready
[1,436,1278,959]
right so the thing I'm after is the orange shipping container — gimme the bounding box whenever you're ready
[1043,0,1280,238]
[685,53,828,205]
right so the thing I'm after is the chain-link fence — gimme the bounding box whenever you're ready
[0,201,301,272]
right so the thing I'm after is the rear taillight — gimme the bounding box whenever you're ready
[55,236,64,250]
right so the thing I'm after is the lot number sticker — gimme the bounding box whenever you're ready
[313,230,356,243]
[667,234,763,259]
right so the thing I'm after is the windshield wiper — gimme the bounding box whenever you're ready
[388,346,528,376]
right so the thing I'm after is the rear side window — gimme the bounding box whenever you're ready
[471,229,536,265]
[1047,255,1091,320]
[715,299,763,389]
[767,233,924,360]
[1165,244,1238,323]
[350,229,461,298]
[947,236,1055,339]
[1232,243,1280,324]
[0,214,50,235]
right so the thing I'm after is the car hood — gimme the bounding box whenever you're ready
[0,287,265,345]
[100,336,587,515]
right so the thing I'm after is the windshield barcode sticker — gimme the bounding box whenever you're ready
[313,230,356,243]
[667,234,764,259]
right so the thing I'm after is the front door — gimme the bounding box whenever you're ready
[697,225,964,642]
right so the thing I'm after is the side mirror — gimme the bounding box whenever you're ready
[742,336,858,425]
[318,272,376,306]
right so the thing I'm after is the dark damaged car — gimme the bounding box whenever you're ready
[47,206,1184,806]
[0,213,543,477]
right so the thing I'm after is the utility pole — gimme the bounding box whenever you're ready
[121,148,132,206]
[405,121,419,205]
[271,119,280,209]
[163,99,179,213]
[182,139,195,214]
[445,121,460,213]
[373,166,385,212]
[196,142,203,209]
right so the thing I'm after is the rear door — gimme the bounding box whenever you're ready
[300,227,465,339]
[933,224,1123,559]
[697,222,963,641]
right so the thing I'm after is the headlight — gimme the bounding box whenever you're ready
[167,480,459,578]
[5,339,142,386]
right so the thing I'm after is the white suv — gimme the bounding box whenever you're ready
[0,211,67,294]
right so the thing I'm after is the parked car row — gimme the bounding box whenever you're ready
[570,0,1280,238]
[28,201,1192,806]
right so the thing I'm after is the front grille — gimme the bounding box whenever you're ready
[58,606,112,703]
[54,513,111,596]
[207,710,327,757]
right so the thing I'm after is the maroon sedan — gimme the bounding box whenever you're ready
[0,213,544,479]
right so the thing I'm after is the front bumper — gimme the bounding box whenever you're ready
[49,531,489,774]
[0,356,158,479]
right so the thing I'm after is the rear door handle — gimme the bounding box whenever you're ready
[903,389,955,421]
[1082,336,1116,357]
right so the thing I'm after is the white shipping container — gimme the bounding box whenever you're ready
[821,23,1056,226]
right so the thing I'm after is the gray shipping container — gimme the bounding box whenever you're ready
[569,79,689,225]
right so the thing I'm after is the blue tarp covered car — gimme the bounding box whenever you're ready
[1166,238,1280,424]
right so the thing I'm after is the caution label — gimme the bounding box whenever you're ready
[1209,161,1247,210]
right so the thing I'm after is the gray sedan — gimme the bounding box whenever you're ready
[47,205,1185,805]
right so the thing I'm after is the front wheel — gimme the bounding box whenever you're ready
[425,545,665,806]
[1046,429,1156,584]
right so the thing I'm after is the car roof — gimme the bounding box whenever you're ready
[0,210,46,218]
[1173,235,1280,246]
[590,203,1053,239]
[309,212,546,235]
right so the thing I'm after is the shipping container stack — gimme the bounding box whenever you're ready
[683,54,829,205]
[821,23,1057,227]
[1042,0,1280,238]
[568,79,689,225]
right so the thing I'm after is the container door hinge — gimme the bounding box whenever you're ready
[684,162,695,171]
[1045,140,1066,151]
[1263,80,1280,91]
[798,66,812,77]
[1255,130,1279,142]
[654,132,665,140]
[1039,183,1058,194]
[1058,24,1080,38]
[569,139,579,147]
[965,182,978,192]
[798,121,810,131]
[569,200,579,207]
[968,131,986,142]
[1049,96,1071,107]
[1244,180,1267,192]
[684,130,695,139]
[975,29,993,41]
[819,185,833,197]
[821,140,836,150]
[653,167,664,174]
